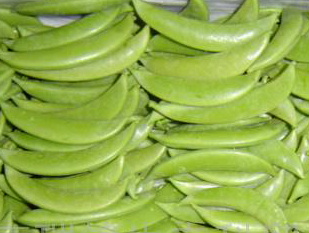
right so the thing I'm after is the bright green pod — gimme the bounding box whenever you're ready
[137,218,178,233]
[0,211,13,233]
[173,219,228,233]
[0,174,22,201]
[292,68,309,100]
[282,130,298,151]
[16,24,52,37]
[225,0,259,23]
[286,30,309,62]
[270,99,298,127]
[169,179,219,195]
[2,196,30,220]
[0,8,41,26]
[0,20,17,39]
[292,97,309,116]
[289,172,309,203]
[284,194,309,223]
[180,0,209,20]
[292,222,309,232]
[154,183,185,203]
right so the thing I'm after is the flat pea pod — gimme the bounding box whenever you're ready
[288,172,309,203]
[183,187,288,233]
[133,0,276,52]
[2,196,30,220]
[0,211,13,233]
[154,183,185,203]
[8,7,120,51]
[93,201,168,232]
[173,219,228,233]
[5,166,129,214]
[17,192,154,227]
[6,130,93,152]
[194,206,268,233]
[44,225,114,233]
[292,68,309,100]
[15,24,53,37]
[136,218,178,233]
[0,69,14,101]
[156,202,204,224]
[249,9,304,72]
[0,8,41,26]
[225,0,259,23]
[1,103,128,144]
[284,194,309,223]
[151,64,295,124]
[16,26,150,82]
[149,119,287,149]
[0,123,135,176]
[0,174,22,201]
[0,14,134,70]
[193,171,270,187]
[270,99,297,127]
[142,33,270,80]
[0,192,4,218]
[286,31,309,62]
[14,0,130,15]
[282,130,298,151]
[0,20,17,39]
[148,149,276,179]
[180,0,209,20]
[169,179,219,195]
[132,67,260,107]
[292,97,309,116]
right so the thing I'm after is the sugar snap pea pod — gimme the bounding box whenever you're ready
[0,14,134,70]
[13,77,112,105]
[9,7,120,51]
[249,9,303,72]
[116,86,140,118]
[155,183,185,203]
[149,119,287,149]
[156,202,204,224]
[18,192,154,227]
[180,0,209,20]
[16,26,149,81]
[286,31,309,62]
[183,187,288,233]
[133,88,149,116]
[0,174,22,201]
[0,124,135,176]
[0,71,13,101]
[270,99,297,126]
[0,8,41,26]
[15,0,130,15]
[1,103,128,144]
[0,20,17,39]
[6,130,93,152]
[0,211,13,233]
[6,166,129,214]
[93,201,168,232]
[292,68,309,100]
[132,67,260,107]
[173,219,228,233]
[53,74,118,87]
[225,0,259,24]
[0,84,21,102]
[283,130,298,151]
[15,24,53,37]
[143,33,270,80]
[151,64,295,124]
[289,172,309,203]
[3,196,30,220]
[169,179,219,195]
[284,194,309,222]
[296,116,309,136]
[194,206,268,233]
[292,97,309,116]
[133,0,276,52]
[149,149,276,179]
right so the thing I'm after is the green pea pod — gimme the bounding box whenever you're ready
[13,76,112,105]
[292,68,309,100]
[16,26,150,81]
[150,119,287,149]
[117,85,140,118]
[1,103,128,144]
[137,218,178,233]
[194,206,268,233]
[149,149,276,179]
[0,174,22,201]
[296,116,309,136]
[15,0,130,15]
[286,31,309,62]
[282,130,298,152]
[169,179,219,195]
[0,8,41,26]
[292,222,309,232]
[0,192,3,217]
[0,14,134,70]
[93,202,168,232]
[132,67,260,107]
[292,97,309,116]
[193,171,270,187]
[284,194,309,222]
[9,7,120,51]
[0,20,16,39]
[225,0,259,23]
[0,64,14,100]
[16,24,53,37]
[249,9,304,71]
[154,183,185,203]
[44,225,114,233]
[143,33,270,80]
[3,196,30,220]
[173,219,228,233]
[180,0,209,20]
[183,187,288,233]
[296,62,309,72]
[151,64,295,124]
[0,123,135,176]
[0,211,13,233]
[17,192,154,227]
[156,202,204,224]
[289,172,309,203]
[270,99,297,127]
[133,0,276,52]
[7,130,93,152]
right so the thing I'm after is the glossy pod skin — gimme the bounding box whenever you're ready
[133,0,277,52]
[169,179,219,195]
[151,64,295,124]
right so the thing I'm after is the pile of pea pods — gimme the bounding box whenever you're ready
[0,0,308,232]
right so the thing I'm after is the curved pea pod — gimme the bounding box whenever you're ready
[169,179,219,195]
[180,0,209,20]
[143,33,270,80]
[194,206,268,233]
[137,218,178,233]
[0,14,134,70]
[132,67,260,107]
[173,219,228,233]
[8,7,120,51]
[225,0,259,23]
[289,172,309,203]
[151,64,295,124]
[0,174,22,201]
[183,187,288,233]
[5,166,129,214]
[282,130,298,151]
[1,103,128,144]
[193,171,270,187]
[0,123,135,176]
[284,194,309,223]
[0,69,13,101]
[134,0,276,52]
[148,149,276,179]
[292,97,309,116]
[93,202,168,232]
[13,76,112,105]
[16,26,150,82]
[0,20,16,39]
[286,31,309,62]
[3,196,30,220]
[15,24,53,37]
[149,119,287,149]
[44,225,114,233]
[0,211,13,233]
[249,9,304,71]
[17,192,154,227]
[292,68,309,100]
[156,202,204,224]
[155,183,185,203]
[270,99,297,127]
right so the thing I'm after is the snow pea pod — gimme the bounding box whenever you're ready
[180,0,209,20]
[292,68,309,100]
[169,179,219,195]
[151,64,295,124]
[149,149,276,179]
[132,67,260,107]
[9,7,120,51]
[0,123,135,176]
[284,194,309,223]
[149,119,287,149]
[0,20,16,39]
[0,211,13,233]
[5,166,129,214]
[283,130,298,151]
[136,218,178,233]
[0,70,14,101]
[184,187,288,233]
[286,31,309,62]
[2,196,29,220]
[292,97,309,116]
[270,99,297,127]
[16,26,150,81]
[142,33,270,80]
[173,219,228,233]
[17,192,154,227]
[0,174,22,201]
[225,0,259,23]
[42,225,114,233]
[154,183,185,203]
[133,0,276,52]
[16,24,53,37]
[289,172,309,203]
[0,8,41,26]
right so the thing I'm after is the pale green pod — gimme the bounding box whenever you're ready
[225,0,259,23]
[292,68,309,100]
[289,172,309,203]
[270,99,297,127]
[292,222,309,232]
[136,218,178,233]
[0,211,13,233]
[117,85,140,118]
[16,24,52,37]
[292,97,309,116]
[286,30,309,62]
[282,130,299,152]
[0,8,41,26]
[173,219,228,233]
[180,0,209,20]
[169,179,219,195]
[284,194,309,222]
[2,196,29,220]
[0,174,22,201]
[154,183,185,203]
